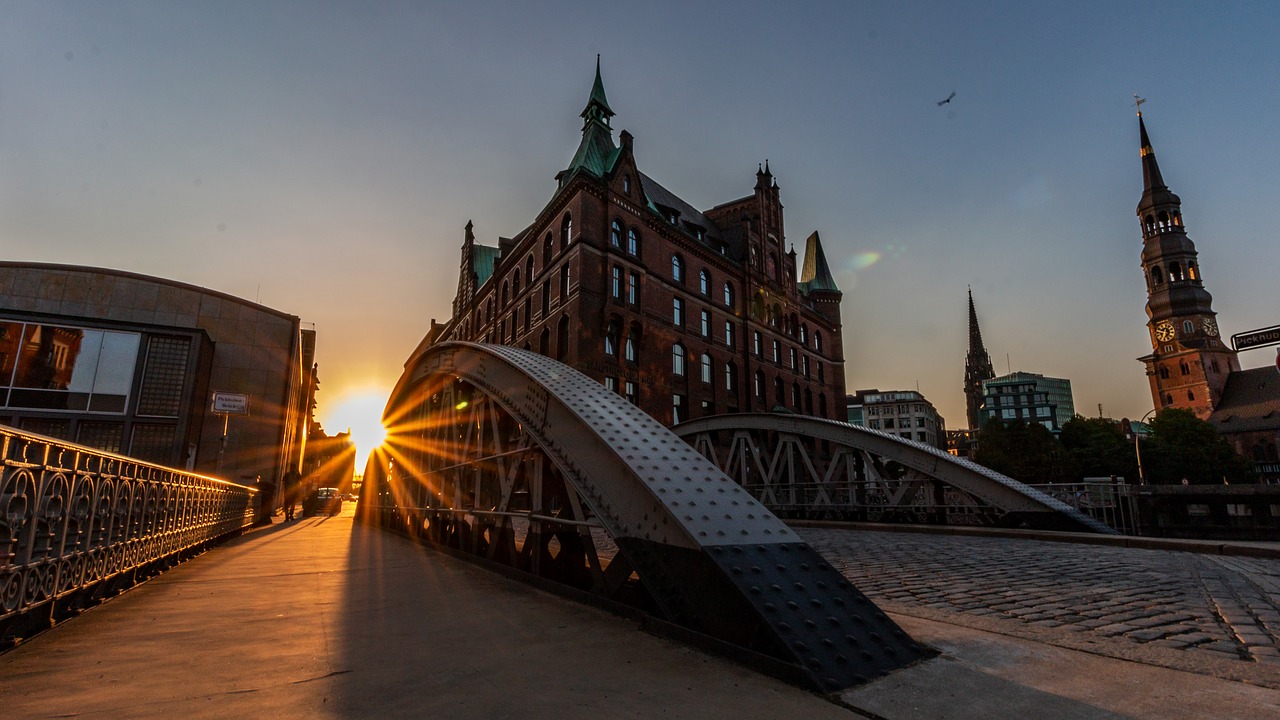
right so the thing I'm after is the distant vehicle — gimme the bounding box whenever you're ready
[317,487,343,516]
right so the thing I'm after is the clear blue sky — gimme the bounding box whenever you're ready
[4,1,1277,434]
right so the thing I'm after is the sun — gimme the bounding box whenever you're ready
[319,389,389,462]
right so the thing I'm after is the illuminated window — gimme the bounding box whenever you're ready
[672,344,686,376]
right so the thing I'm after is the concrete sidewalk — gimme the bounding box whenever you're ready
[2,509,1278,719]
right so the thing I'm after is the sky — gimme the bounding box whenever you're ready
[3,1,1278,456]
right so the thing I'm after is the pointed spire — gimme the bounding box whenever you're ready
[799,231,839,292]
[464,220,475,243]
[764,159,772,176]
[1138,114,1167,194]
[581,54,614,126]
[964,287,996,430]
[561,57,619,183]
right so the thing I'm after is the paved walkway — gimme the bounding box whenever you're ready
[2,509,1278,719]
[803,527,1280,683]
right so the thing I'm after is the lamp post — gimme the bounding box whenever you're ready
[1134,408,1158,485]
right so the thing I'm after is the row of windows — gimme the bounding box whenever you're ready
[748,330,826,382]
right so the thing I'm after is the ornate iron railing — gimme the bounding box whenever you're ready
[0,425,257,645]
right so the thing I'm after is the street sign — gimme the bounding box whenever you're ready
[212,392,250,415]
[1232,324,1280,352]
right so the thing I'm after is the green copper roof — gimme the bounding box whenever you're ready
[799,231,839,293]
[562,58,619,184]
[471,244,501,287]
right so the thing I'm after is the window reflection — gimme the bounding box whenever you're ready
[0,320,140,413]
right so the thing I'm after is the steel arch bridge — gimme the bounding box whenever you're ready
[673,414,1116,534]
[362,342,932,693]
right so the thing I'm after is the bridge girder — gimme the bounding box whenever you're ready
[365,342,932,692]
[673,413,1117,534]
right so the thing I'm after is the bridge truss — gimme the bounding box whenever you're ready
[673,414,1116,534]
[363,342,932,692]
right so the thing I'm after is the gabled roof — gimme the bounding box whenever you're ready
[1210,366,1280,433]
[638,172,722,244]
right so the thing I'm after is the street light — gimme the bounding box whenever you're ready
[1134,408,1158,485]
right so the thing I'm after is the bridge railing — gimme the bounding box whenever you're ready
[0,425,258,645]
[1025,480,1140,535]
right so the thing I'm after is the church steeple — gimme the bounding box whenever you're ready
[964,287,995,430]
[1134,110,1238,419]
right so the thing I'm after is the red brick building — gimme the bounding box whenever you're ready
[431,62,846,425]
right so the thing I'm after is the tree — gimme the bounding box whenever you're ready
[973,419,1073,483]
[1059,416,1138,482]
[1140,408,1254,485]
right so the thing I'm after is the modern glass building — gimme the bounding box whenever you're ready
[979,372,1075,433]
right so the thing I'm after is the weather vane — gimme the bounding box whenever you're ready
[1133,94,1146,116]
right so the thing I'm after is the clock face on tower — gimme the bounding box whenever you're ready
[1202,317,1219,337]
[1155,321,1175,342]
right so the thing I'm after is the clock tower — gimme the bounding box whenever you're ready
[1135,111,1239,419]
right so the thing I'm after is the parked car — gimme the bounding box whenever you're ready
[317,487,343,516]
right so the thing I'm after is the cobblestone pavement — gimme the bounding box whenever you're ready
[799,528,1280,681]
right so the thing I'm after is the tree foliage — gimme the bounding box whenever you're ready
[972,419,1072,483]
[1141,408,1254,485]
[1059,416,1138,482]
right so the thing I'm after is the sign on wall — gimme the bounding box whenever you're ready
[211,392,250,415]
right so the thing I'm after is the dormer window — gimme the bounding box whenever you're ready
[623,174,631,194]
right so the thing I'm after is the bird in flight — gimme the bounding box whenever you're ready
[937,91,956,106]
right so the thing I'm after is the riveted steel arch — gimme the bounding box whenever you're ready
[364,342,932,692]
[672,413,1117,534]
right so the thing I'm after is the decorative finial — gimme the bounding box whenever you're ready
[1133,94,1146,116]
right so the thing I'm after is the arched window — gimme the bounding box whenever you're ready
[623,174,631,194]
[543,233,553,265]
[1144,214,1155,235]
[818,393,827,419]
[723,283,734,308]
[1169,262,1183,281]
[1164,393,1173,405]
[605,318,620,357]
[1211,359,1220,373]
[699,269,709,295]
[701,353,713,383]
[725,362,737,393]
[501,281,509,307]
[1159,366,1169,379]
[526,255,535,280]
[538,329,550,356]
[800,324,808,344]
[672,254,684,282]
[672,344,687,376]
[1187,390,1195,401]
[1151,266,1164,285]
[522,297,531,332]
[541,280,550,316]
[814,331,823,353]
[627,228,639,256]
[1180,361,1190,375]
[625,335,636,363]
[556,315,570,360]
[817,362,824,384]
[610,219,622,247]
[1188,262,1197,280]
[1183,320,1194,334]
[513,269,521,296]
[627,322,642,363]
[802,355,810,378]
[560,214,572,251]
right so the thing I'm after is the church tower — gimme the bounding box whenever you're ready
[964,288,995,430]
[1135,111,1239,419]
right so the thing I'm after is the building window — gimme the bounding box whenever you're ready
[625,381,638,405]
[916,417,926,427]
[137,336,192,417]
[723,283,734,308]
[560,213,572,251]
[699,270,709,295]
[556,315,570,360]
[724,321,735,348]
[701,353,713,383]
[543,233,552,265]
[1180,361,1190,375]
[789,347,797,370]
[672,255,684,283]
[814,331,823,353]
[800,325,808,344]
[754,371,765,399]
[1188,390,1195,401]
[523,297,531,332]
[1035,406,1050,418]
[560,264,570,298]
[673,298,685,327]
[541,280,550,315]
[1002,408,1015,419]
[625,335,636,363]
[884,418,895,429]
[1183,320,1194,334]
[772,340,781,364]
[611,266,622,299]
[753,331,762,357]
[526,255,535,281]
[605,319,620,357]
[610,219,622,247]
[725,362,737,393]
[817,362,824,384]
[628,272,639,305]
[775,377,784,405]
[700,310,711,338]
[605,376,618,393]
[673,394,688,424]
[627,228,639,256]
[623,174,631,194]
[673,344,686,376]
